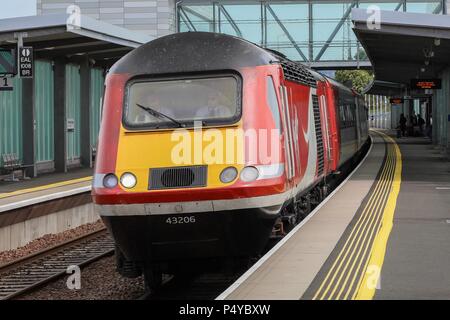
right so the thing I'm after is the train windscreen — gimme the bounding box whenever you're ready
[123,75,241,129]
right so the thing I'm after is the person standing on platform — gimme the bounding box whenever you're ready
[417,114,425,136]
[399,113,407,137]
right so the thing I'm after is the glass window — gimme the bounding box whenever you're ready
[358,1,403,11]
[266,76,281,130]
[124,76,240,129]
[179,5,214,32]
[340,105,346,123]
[406,1,442,14]
[266,3,309,61]
[312,2,358,61]
[219,4,262,44]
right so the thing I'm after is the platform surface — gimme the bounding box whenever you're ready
[220,130,450,300]
[220,133,386,299]
[375,136,450,299]
[0,168,92,212]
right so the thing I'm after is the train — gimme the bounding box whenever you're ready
[92,32,369,289]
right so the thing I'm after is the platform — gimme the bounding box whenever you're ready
[218,130,450,300]
[0,168,92,212]
[0,168,95,251]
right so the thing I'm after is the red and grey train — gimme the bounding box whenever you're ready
[92,32,369,287]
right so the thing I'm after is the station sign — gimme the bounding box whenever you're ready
[411,78,441,90]
[0,48,15,75]
[0,76,13,91]
[19,47,33,78]
[389,98,404,104]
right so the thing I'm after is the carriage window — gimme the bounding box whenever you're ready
[124,76,240,129]
[266,76,281,130]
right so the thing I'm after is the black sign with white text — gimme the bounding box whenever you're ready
[19,47,33,78]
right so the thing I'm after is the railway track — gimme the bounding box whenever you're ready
[0,228,115,300]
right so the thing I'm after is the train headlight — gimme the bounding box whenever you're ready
[220,167,238,183]
[120,172,137,189]
[103,174,118,188]
[240,166,259,182]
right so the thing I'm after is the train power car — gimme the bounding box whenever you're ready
[92,32,369,288]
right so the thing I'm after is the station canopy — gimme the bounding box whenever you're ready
[0,13,153,67]
[352,9,450,95]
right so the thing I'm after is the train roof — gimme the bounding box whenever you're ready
[110,31,277,75]
[110,32,323,85]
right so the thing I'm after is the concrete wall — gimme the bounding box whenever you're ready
[37,0,176,37]
[0,203,98,252]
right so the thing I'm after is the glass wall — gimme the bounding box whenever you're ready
[178,1,446,63]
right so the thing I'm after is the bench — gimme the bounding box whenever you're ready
[1,153,33,181]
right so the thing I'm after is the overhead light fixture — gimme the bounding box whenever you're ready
[421,67,426,72]
[434,38,441,46]
[424,60,429,66]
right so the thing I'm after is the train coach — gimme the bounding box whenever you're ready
[92,32,369,289]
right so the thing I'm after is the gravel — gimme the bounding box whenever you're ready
[0,220,105,266]
[16,255,146,300]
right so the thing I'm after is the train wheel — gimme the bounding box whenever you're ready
[143,265,162,291]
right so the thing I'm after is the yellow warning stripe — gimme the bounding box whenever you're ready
[312,131,401,300]
[336,142,396,299]
[0,176,92,199]
[354,132,402,299]
[313,135,393,299]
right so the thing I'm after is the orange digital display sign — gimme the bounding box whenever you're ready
[411,79,441,89]
[389,98,404,104]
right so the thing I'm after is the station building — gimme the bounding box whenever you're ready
[1,0,450,179]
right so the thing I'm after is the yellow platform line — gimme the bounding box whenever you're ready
[0,176,92,199]
[354,132,402,299]
[313,134,393,300]
[338,143,396,299]
[331,147,395,299]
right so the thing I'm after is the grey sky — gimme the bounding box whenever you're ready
[0,1,37,19]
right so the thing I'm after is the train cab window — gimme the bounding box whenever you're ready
[123,75,241,129]
[266,76,281,130]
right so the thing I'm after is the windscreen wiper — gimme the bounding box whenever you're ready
[136,103,184,128]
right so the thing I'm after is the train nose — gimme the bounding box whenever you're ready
[101,208,278,263]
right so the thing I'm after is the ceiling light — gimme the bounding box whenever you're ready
[434,38,441,46]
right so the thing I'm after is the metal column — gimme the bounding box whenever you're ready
[80,57,92,168]
[375,95,380,128]
[53,58,67,173]
[21,77,36,177]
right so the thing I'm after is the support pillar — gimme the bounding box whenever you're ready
[53,58,67,173]
[21,77,36,177]
[80,57,92,168]
[375,95,380,128]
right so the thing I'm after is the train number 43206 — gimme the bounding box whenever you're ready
[166,216,196,224]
